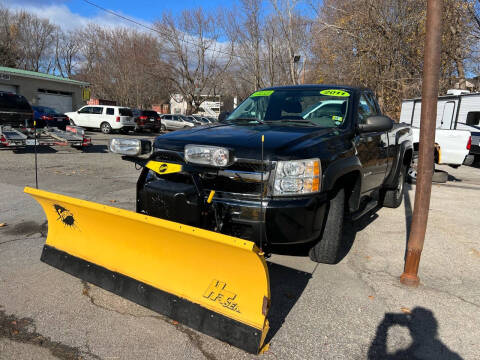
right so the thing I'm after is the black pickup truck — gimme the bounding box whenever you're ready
[112,85,412,264]
[0,91,33,128]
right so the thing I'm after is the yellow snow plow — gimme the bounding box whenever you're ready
[24,186,270,354]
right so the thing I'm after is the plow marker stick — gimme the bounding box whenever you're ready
[25,187,270,354]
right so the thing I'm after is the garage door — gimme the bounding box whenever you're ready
[0,83,16,93]
[37,92,73,114]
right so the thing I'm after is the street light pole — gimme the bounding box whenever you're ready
[400,0,443,287]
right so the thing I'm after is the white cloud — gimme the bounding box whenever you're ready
[1,0,152,32]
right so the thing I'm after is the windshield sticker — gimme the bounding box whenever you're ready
[332,116,344,125]
[250,90,274,97]
[320,89,350,97]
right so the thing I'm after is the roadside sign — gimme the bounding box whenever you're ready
[82,88,91,101]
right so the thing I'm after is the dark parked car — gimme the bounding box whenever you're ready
[32,106,70,130]
[132,109,162,132]
[0,91,33,128]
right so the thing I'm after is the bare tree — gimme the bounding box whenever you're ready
[76,26,169,108]
[311,0,478,118]
[54,30,82,77]
[0,7,20,67]
[270,0,311,84]
[15,11,56,72]
[155,9,234,114]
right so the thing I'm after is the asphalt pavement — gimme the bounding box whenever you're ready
[1,131,479,360]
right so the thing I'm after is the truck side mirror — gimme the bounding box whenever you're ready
[358,115,393,133]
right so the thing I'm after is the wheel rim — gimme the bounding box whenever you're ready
[101,124,110,133]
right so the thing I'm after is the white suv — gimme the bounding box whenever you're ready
[66,106,135,134]
[160,114,195,130]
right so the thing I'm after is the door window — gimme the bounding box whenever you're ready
[91,107,103,115]
[466,112,480,126]
[365,93,381,114]
[357,94,377,124]
[441,101,455,129]
[106,108,114,115]
[78,107,92,114]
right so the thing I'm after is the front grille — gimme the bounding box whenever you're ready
[200,176,262,194]
[152,151,184,163]
[150,150,272,196]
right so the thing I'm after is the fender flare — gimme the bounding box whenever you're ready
[384,140,413,188]
[323,156,363,211]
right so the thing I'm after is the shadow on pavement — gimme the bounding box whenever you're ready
[270,206,380,261]
[403,184,413,259]
[342,207,379,258]
[368,307,463,360]
[82,145,108,153]
[265,261,311,344]
[13,146,58,154]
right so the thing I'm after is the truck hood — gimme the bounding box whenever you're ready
[153,123,340,160]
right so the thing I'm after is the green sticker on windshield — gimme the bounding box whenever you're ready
[320,89,350,97]
[250,90,274,97]
[332,116,343,122]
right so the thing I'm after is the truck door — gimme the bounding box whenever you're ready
[441,101,455,129]
[354,93,389,194]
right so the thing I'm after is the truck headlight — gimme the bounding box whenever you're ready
[273,159,321,195]
[185,145,231,167]
[109,138,151,156]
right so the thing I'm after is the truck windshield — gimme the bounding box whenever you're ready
[226,89,350,127]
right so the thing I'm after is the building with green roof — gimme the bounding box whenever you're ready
[0,67,90,113]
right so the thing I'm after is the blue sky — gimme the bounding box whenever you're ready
[2,0,240,27]
[2,0,318,34]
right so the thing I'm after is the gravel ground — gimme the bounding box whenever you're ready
[0,131,479,360]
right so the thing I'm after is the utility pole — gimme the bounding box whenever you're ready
[400,0,443,287]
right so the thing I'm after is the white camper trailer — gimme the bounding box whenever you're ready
[399,90,477,165]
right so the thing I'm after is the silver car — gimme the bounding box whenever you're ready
[160,114,195,130]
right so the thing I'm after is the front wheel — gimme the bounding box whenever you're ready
[100,122,112,134]
[160,124,167,132]
[309,188,345,264]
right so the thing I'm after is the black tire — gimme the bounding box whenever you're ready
[383,164,406,208]
[161,124,167,132]
[69,119,76,126]
[183,126,189,129]
[120,128,130,134]
[309,188,345,264]
[100,122,112,134]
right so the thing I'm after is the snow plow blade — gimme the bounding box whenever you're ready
[24,187,270,354]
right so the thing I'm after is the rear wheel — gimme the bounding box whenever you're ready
[100,122,112,134]
[309,188,345,264]
[383,164,406,208]
[407,155,448,184]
